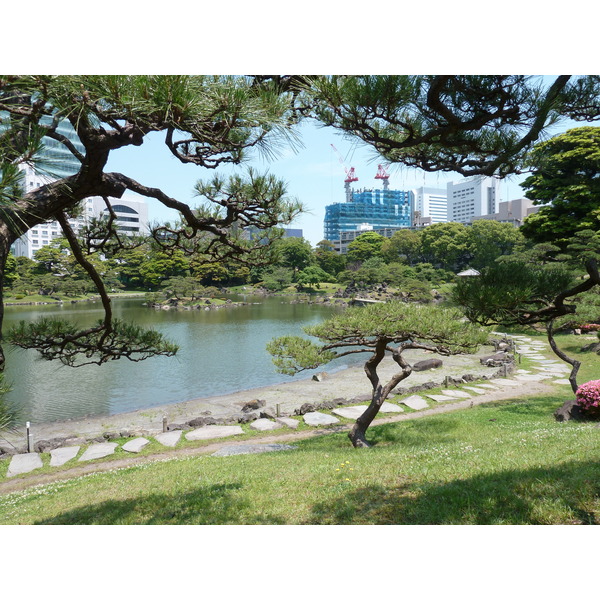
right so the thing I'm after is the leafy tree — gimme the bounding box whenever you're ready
[419,222,470,271]
[314,240,346,276]
[261,266,294,291]
[346,231,386,264]
[0,75,302,367]
[295,265,331,289]
[453,258,599,395]
[273,236,314,276]
[381,229,421,265]
[520,127,600,247]
[466,220,525,270]
[268,302,487,447]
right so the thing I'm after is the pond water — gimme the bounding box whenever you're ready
[2,295,352,425]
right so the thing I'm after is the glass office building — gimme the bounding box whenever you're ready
[324,188,413,242]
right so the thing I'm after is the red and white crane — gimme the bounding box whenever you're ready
[374,164,390,190]
[331,144,358,201]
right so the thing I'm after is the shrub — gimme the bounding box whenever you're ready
[575,379,600,417]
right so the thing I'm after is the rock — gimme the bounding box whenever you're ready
[236,411,259,424]
[351,394,372,403]
[187,416,218,427]
[250,419,282,432]
[7,453,44,477]
[480,352,513,367]
[122,438,150,453]
[34,437,68,453]
[79,442,118,462]
[185,425,244,441]
[167,423,187,431]
[295,403,316,416]
[50,446,80,467]
[103,432,121,440]
[317,400,336,410]
[275,417,300,429]
[554,399,585,422]
[154,430,182,447]
[259,407,277,419]
[333,405,368,419]
[303,412,340,426]
[399,395,429,410]
[412,358,443,372]
[312,372,328,382]
[241,399,265,413]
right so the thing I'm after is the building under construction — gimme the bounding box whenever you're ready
[323,161,413,242]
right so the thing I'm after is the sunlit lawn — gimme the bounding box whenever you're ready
[0,332,598,525]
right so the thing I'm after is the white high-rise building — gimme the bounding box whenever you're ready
[447,176,499,223]
[412,186,447,225]
[11,166,149,258]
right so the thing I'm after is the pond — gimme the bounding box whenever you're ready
[2,295,351,425]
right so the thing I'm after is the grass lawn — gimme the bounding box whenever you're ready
[0,331,598,525]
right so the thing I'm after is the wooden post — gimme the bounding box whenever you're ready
[276,404,281,417]
[162,416,168,433]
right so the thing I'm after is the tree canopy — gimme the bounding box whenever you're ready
[520,126,600,247]
[268,302,487,447]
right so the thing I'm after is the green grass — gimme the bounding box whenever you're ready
[1,333,598,525]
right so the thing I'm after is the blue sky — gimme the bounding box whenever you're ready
[105,111,571,247]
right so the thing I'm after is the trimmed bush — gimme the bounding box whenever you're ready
[575,379,600,417]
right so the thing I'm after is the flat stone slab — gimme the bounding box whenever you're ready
[426,394,455,403]
[333,405,368,419]
[77,443,113,462]
[440,390,472,398]
[514,374,550,381]
[122,437,150,453]
[516,370,532,374]
[79,442,118,462]
[250,418,282,432]
[462,386,487,395]
[488,379,520,387]
[476,384,500,390]
[552,379,572,385]
[154,430,182,447]
[185,425,244,441]
[400,395,429,410]
[303,412,340,426]
[275,417,299,430]
[50,446,80,467]
[211,444,297,457]
[7,453,44,477]
[380,401,404,413]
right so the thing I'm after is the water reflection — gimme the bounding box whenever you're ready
[2,296,348,425]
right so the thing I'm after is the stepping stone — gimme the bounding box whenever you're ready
[211,444,297,457]
[154,430,182,447]
[185,425,244,441]
[275,417,299,430]
[488,379,520,387]
[516,370,532,374]
[250,418,282,432]
[553,379,572,385]
[463,386,487,395]
[476,384,500,390]
[380,402,404,413]
[303,412,340,426]
[333,405,368,419]
[515,374,550,381]
[50,446,80,467]
[79,442,118,462]
[122,437,150,453]
[400,395,429,410]
[7,453,43,477]
[426,394,455,403]
[440,390,472,399]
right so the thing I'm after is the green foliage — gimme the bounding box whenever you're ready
[346,231,386,264]
[466,220,525,270]
[266,336,337,375]
[419,222,470,271]
[8,318,179,367]
[272,236,314,273]
[520,126,600,247]
[295,265,332,289]
[453,261,576,326]
[381,229,421,265]
[314,240,346,276]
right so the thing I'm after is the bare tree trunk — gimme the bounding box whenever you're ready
[546,320,580,394]
[349,342,412,448]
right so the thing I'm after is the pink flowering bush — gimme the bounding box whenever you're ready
[575,380,600,417]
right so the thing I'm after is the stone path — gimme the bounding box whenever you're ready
[3,333,573,476]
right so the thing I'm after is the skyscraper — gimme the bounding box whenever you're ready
[446,176,499,223]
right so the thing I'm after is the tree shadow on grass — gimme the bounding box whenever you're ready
[35,482,286,525]
[307,460,600,524]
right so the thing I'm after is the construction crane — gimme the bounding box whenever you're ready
[331,144,358,201]
[374,164,390,191]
